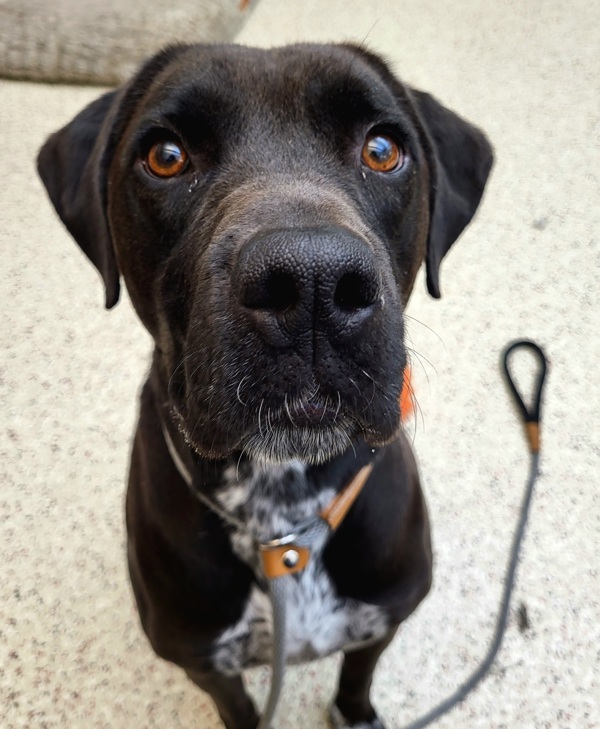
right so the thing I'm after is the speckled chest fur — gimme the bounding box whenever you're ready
[210,461,390,676]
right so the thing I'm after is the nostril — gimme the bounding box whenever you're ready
[242,271,299,312]
[334,271,379,311]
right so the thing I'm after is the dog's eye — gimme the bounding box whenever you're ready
[361,134,404,173]
[146,140,188,178]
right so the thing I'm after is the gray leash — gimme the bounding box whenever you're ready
[399,339,547,728]
[257,517,334,729]
[401,451,541,729]
[258,576,287,729]
[162,339,547,729]
[256,465,374,728]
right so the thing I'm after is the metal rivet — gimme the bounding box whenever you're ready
[282,549,300,568]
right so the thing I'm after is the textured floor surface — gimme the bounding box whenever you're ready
[1,0,598,727]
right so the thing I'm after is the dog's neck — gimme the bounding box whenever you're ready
[157,389,377,582]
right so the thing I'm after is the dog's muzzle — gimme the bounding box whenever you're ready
[178,221,405,464]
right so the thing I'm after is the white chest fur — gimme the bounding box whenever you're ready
[211,462,389,676]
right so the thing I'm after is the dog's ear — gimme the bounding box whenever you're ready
[37,90,121,309]
[409,90,494,298]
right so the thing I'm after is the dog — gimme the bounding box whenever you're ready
[37,43,493,729]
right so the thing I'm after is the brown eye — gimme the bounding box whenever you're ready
[146,139,188,177]
[361,134,404,173]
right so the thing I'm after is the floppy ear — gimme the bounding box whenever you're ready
[37,90,121,309]
[410,90,494,298]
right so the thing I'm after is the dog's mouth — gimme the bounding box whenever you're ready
[283,396,342,427]
[170,350,406,464]
[173,388,377,465]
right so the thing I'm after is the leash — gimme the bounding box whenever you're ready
[161,339,547,728]
[399,339,547,728]
[256,463,374,729]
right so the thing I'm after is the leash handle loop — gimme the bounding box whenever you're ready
[502,339,547,453]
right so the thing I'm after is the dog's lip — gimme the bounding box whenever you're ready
[284,399,341,425]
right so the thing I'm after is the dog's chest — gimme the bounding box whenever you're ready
[210,462,389,675]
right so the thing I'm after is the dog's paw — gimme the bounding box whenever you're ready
[329,704,386,729]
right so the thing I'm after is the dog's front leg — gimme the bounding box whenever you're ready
[331,627,398,729]
[186,669,262,729]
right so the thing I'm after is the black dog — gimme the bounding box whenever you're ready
[38,43,492,729]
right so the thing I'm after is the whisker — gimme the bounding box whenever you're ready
[187,356,211,385]
[343,430,357,459]
[334,391,342,422]
[359,18,381,46]
[406,346,437,382]
[236,375,250,406]
[404,314,446,348]
[299,398,309,418]
[360,369,377,410]
[167,350,200,397]
[407,380,425,444]
[257,399,265,438]
[284,394,296,426]
[360,368,374,383]
[348,376,361,395]
[236,449,245,481]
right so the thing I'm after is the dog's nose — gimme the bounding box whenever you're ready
[234,227,381,346]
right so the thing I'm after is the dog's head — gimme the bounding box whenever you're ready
[38,43,492,465]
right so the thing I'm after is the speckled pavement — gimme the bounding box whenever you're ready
[1,1,598,727]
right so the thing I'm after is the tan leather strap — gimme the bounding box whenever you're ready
[526,422,540,453]
[320,463,373,530]
[259,544,311,579]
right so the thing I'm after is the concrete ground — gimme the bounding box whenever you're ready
[1,0,598,727]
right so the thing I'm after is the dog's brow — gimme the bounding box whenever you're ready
[134,83,234,133]
[303,68,411,134]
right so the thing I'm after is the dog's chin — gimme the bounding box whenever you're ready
[240,422,357,466]
[175,404,400,465]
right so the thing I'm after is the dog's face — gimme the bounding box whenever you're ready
[38,43,492,465]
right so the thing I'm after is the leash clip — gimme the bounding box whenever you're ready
[502,340,548,453]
